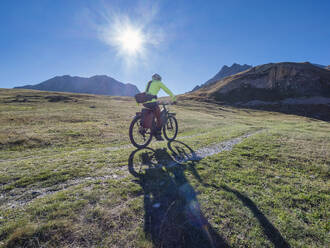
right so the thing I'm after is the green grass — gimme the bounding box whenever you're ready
[0,88,329,247]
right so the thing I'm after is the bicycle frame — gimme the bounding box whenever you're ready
[129,102,178,148]
[135,102,176,130]
[160,103,176,127]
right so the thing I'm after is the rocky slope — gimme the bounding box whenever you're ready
[184,62,330,120]
[15,75,140,96]
[186,62,330,103]
[192,63,252,91]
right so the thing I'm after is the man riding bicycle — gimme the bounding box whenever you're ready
[143,73,176,141]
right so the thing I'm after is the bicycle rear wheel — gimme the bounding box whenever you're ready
[163,116,178,141]
[129,116,153,148]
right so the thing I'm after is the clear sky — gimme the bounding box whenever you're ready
[1,0,329,94]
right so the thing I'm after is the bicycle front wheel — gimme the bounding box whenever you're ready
[129,116,153,148]
[163,115,178,141]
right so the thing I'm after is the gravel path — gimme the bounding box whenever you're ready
[0,167,128,209]
[1,130,264,209]
[0,132,210,163]
[194,130,263,159]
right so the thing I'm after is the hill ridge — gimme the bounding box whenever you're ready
[188,62,330,101]
[15,75,140,96]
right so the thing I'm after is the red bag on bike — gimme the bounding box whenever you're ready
[141,108,154,129]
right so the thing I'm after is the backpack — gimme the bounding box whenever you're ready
[135,81,158,103]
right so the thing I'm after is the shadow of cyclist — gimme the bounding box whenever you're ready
[128,142,229,248]
[166,140,291,247]
[128,139,291,247]
[201,182,291,248]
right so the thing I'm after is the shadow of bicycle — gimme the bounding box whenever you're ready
[128,140,229,248]
[128,140,291,247]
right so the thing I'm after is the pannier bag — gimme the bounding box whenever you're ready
[134,80,157,103]
[141,108,154,129]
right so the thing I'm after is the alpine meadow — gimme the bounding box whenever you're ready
[0,89,329,247]
[1,1,330,247]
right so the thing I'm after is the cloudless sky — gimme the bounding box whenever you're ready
[1,0,329,94]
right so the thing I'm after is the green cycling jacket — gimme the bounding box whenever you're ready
[145,80,176,103]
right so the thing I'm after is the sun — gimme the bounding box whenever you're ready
[100,15,153,62]
[117,27,144,54]
[115,25,145,55]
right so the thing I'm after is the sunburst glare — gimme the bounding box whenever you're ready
[100,15,152,64]
[115,26,145,55]
[97,4,164,66]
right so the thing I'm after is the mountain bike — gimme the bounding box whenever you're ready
[129,102,178,148]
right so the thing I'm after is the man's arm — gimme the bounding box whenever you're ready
[159,82,176,101]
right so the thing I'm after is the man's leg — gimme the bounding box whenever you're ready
[153,105,164,140]
[154,105,162,129]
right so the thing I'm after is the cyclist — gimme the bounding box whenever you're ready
[143,73,176,141]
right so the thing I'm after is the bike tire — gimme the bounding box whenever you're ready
[129,116,153,148]
[128,147,157,177]
[163,116,178,141]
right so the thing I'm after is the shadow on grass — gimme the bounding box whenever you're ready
[175,140,290,247]
[190,163,291,247]
[220,185,291,248]
[128,141,229,248]
[128,140,291,247]
[238,104,330,122]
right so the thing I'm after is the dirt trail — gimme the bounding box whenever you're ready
[1,130,264,209]
[194,131,263,159]
[0,132,209,163]
[0,167,128,209]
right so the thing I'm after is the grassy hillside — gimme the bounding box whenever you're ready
[0,89,329,247]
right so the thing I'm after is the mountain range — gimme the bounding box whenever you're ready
[15,75,140,96]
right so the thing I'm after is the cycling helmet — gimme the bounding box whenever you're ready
[152,73,162,81]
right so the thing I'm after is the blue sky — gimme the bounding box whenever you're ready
[1,0,329,94]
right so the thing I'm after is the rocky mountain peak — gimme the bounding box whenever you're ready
[184,62,330,121]
[192,63,252,91]
[187,62,330,102]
